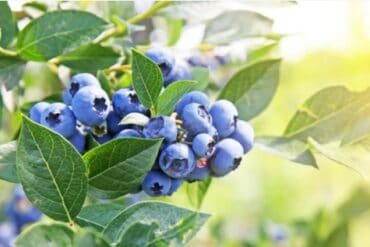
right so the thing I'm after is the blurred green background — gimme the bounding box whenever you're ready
[2,1,370,246]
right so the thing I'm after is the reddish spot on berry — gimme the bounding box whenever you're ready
[197,158,208,168]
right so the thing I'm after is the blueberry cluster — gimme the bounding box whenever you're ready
[141,91,254,196]
[0,186,42,246]
[28,48,254,197]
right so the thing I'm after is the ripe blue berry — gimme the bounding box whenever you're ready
[209,100,238,138]
[210,138,244,177]
[106,110,124,134]
[112,88,147,118]
[145,47,176,84]
[94,133,111,144]
[0,222,16,247]
[164,62,191,87]
[115,129,143,138]
[72,86,110,126]
[230,120,254,154]
[63,73,100,105]
[5,186,42,233]
[168,178,183,195]
[208,126,219,141]
[186,166,210,182]
[142,170,171,196]
[175,91,210,117]
[192,133,216,158]
[29,102,50,123]
[68,128,86,153]
[159,143,196,178]
[40,103,76,138]
[143,116,177,143]
[181,103,212,139]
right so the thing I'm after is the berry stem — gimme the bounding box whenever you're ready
[0,47,18,57]
[94,0,173,43]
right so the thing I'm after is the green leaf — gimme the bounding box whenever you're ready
[119,113,150,126]
[218,59,281,120]
[0,57,26,90]
[16,116,87,222]
[186,177,212,209]
[15,223,74,247]
[308,138,370,178]
[59,44,120,73]
[203,10,273,45]
[74,229,110,247]
[338,186,370,223]
[285,86,370,143]
[255,136,317,167]
[342,104,370,145]
[76,203,123,232]
[103,201,210,244]
[167,18,183,46]
[248,42,279,63]
[191,67,210,90]
[97,70,113,96]
[17,10,107,61]
[117,222,159,247]
[156,80,197,116]
[321,223,349,247]
[23,1,48,12]
[0,1,17,47]
[84,138,162,199]
[86,134,100,150]
[0,141,19,183]
[131,49,163,109]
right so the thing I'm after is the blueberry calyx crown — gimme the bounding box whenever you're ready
[93,98,108,113]
[45,112,61,127]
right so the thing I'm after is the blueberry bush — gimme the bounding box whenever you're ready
[1,1,370,246]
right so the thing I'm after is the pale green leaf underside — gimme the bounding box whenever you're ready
[285,86,370,143]
[103,201,210,244]
[0,141,19,183]
[15,223,74,247]
[255,136,317,167]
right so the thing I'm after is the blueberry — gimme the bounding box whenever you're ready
[230,120,254,154]
[210,138,244,177]
[112,88,148,118]
[175,91,210,117]
[181,103,212,139]
[186,166,210,182]
[192,133,216,158]
[209,100,238,138]
[107,110,124,134]
[115,129,143,138]
[208,126,219,141]
[94,133,111,144]
[29,102,50,123]
[72,86,110,126]
[143,116,177,143]
[164,62,191,87]
[63,73,100,105]
[68,128,86,153]
[145,47,176,83]
[0,222,16,247]
[159,143,196,178]
[5,186,42,233]
[142,170,171,196]
[40,103,76,138]
[168,178,183,195]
